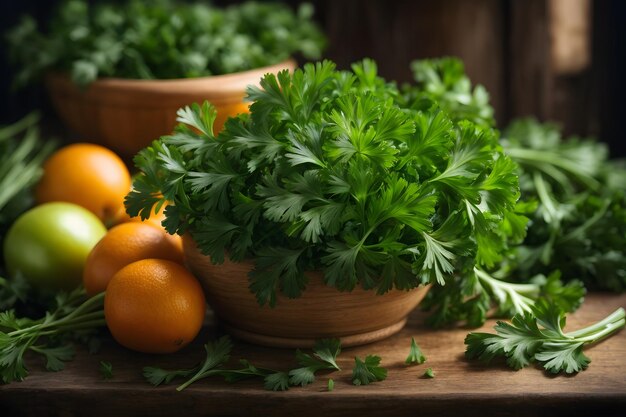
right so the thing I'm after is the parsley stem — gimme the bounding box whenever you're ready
[176,368,223,391]
[533,172,561,225]
[558,198,610,244]
[59,292,105,320]
[565,307,626,341]
[0,111,39,139]
[7,293,105,337]
[27,319,107,339]
[505,147,601,191]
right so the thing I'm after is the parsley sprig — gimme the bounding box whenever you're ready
[352,355,387,385]
[127,59,519,305]
[465,301,625,374]
[0,112,55,266]
[143,337,341,391]
[406,57,624,327]
[0,288,105,383]
[501,119,626,292]
[405,337,426,365]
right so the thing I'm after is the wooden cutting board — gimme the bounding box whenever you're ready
[1,292,625,417]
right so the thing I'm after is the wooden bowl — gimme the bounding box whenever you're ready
[44,59,296,158]
[183,235,431,348]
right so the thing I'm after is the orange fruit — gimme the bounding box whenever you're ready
[104,259,206,354]
[35,143,131,226]
[83,222,184,296]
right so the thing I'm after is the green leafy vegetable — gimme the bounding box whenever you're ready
[0,289,105,384]
[144,336,342,391]
[401,57,494,128]
[0,113,55,254]
[465,301,625,374]
[352,355,387,385]
[6,0,325,87]
[327,378,335,391]
[405,337,426,365]
[127,59,519,306]
[99,361,113,380]
[289,339,341,387]
[422,367,435,378]
[406,57,622,329]
[501,119,626,292]
[0,274,29,312]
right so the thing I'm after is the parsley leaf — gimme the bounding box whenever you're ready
[99,361,113,380]
[352,355,387,386]
[144,337,342,391]
[405,337,426,365]
[288,338,341,387]
[423,368,435,378]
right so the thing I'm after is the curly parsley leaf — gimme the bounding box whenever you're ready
[404,57,495,128]
[7,0,325,86]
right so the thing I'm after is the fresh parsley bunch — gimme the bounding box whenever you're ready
[501,119,626,292]
[6,0,325,87]
[400,57,495,128]
[403,57,626,328]
[126,59,520,306]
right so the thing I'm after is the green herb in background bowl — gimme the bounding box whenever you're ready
[5,0,326,158]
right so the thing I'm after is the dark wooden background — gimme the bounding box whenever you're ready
[1,0,624,156]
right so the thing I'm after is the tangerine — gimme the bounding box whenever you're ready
[104,259,206,354]
[83,222,183,296]
[35,143,131,226]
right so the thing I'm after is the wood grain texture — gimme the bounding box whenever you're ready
[1,293,624,417]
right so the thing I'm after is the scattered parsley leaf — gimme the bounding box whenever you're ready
[327,378,335,391]
[99,361,113,380]
[405,337,426,365]
[423,368,435,378]
[352,355,387,386]
[263,372,291,391]
[144,337,342,391]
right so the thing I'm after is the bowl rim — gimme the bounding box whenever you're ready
[45,58,297,97]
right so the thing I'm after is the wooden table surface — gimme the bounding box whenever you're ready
[1,292,625,417]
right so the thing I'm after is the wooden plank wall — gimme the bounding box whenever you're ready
[300,0,625,157]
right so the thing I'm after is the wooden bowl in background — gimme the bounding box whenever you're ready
[44,59,297,158]
[183,235,431,348]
